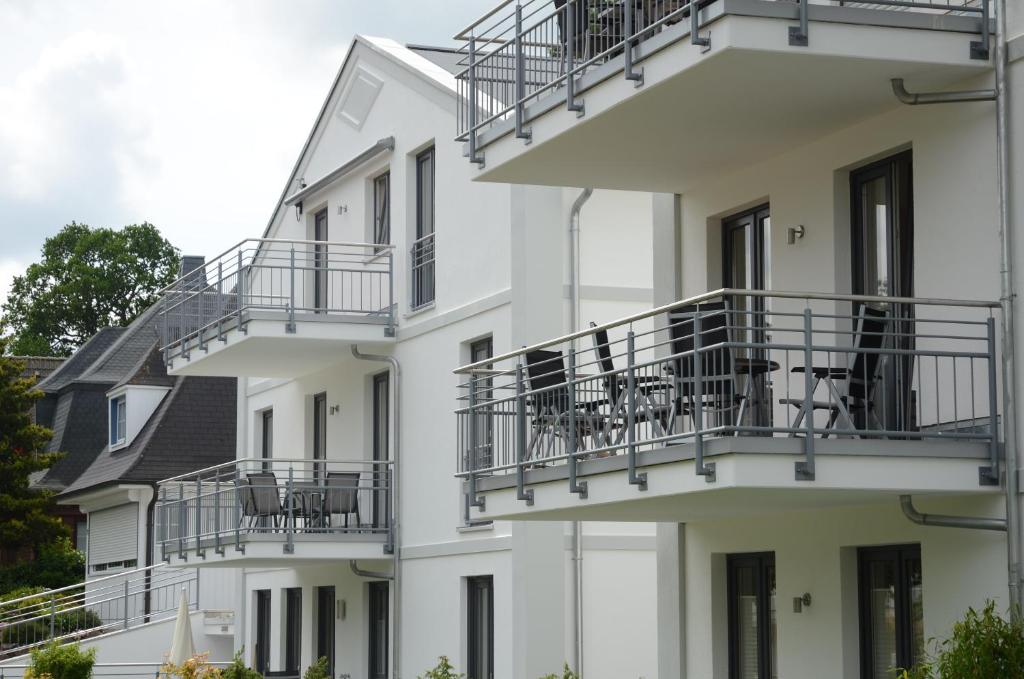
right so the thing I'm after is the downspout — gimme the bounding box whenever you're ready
[891,0,1021,612]
[900,495,1007,532]
[351,345,401,678]
[144,486,158,621]
[350,560,394,580]
[568,187,592,678]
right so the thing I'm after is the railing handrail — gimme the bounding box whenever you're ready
[455,287,1000,374]
[156,456,394,485]
[157,238,395,296]
[0,564,176,609]
[454,0,523,41]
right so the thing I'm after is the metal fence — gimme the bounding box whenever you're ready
[454,0,991,155]
[158,238,395,362]
[0,565,197,660]
[156,458,394,559]
[455,289,1001,501]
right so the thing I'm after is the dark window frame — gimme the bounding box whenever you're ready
[857,543,924,678]
[464,337,494,526]
[412,147,436,309]
[314,208,329,311]
[313,393,327,482]
[467,575,494,679]
[315,586,335,678]
[726,551,776,679]
[284,588,302,674]
[368,581,389,679]
[373,171,391,247]
[372,372,390,530]
[261,409,273,472]
[254,589,271,675]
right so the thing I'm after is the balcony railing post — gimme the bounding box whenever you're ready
[797,306,816,480]
[467,375,485,511]
[565,0,584,115]
[693,311,714,481]
[48,595,56,639]
[177,482,186,560]
[515,361,534,505]
[514,2,532,143]
[158,486,167,563]
[789,0,808,47]
[983,316,1000,484]
[214,467,223,555]
[161,302,168,365]
[123,580,129,630]
[234,466,243,553]
[284,465,295,554]
[467,36,484,165]
[971,0,989,60]
[195,475,204,558]
[216,261,224,342]
[287,245,297,333]
[623,0,643,85]
[236,250,246,334]
[567,348,587,497]
[691,0,710,50]
[627,330,647,489]
[386,251,395,337]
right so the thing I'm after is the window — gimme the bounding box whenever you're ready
[464,337,494,526]
[90,559,137,573]
[373,171,390,247]
[261,410,273,472]
[314,208,329,311]
[284,588,302,674]
[254,590,271,675]
[412,147,436,309]
[313,393,326,480]
[368,582,389,679]
[316,586,336,678]
[858,544,924,678]
[727,552,777,679]
[110,395,126,446]
[467,576,494,679]
[372,373,389,529]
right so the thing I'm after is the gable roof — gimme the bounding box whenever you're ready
[261,36,458,242]
[37,328,126,393]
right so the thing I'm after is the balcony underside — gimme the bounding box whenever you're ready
[164,533,390,568]
[466,438,999,523]
[471,2,991,192]
[166,311,394,378]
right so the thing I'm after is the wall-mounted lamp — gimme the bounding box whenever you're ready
[792,592,812,613]
[337,599,346,620]
[787,225,806,245]
[337,205,348,215]
[329,404,340,415]
[295,201,303,222]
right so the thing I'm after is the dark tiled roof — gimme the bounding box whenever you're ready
[37,328,126,393]
[60,376,235,495]
[115,347,174,389]
[13,356,66,382]
[35,387,109,490]
[77,306,163,385]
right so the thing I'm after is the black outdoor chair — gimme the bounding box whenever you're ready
[590,322,673,442]
[781,305,891,437]
[325,472,360,528]
[668,301,778,433]
[524,349,609,460]
[240,472,284,530]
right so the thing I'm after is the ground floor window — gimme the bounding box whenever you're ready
[284,588,302,674]
[727,552,777,679]
[858,544,924,678]
[316,586,335,678]
[467,575,494,679]
[368,582,389,679]
[254,590,271,675]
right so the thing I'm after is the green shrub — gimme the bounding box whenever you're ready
[897,600,1024,678]
[419,656,463,679]
[0,587,103,645]
[220,650,262,679]
[302,657,329,679]
[539,663,579,679]
[0,539,85,596]
[25,641,95,679]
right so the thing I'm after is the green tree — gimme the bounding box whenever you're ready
[1,222,180,356]
[0,347,67,560]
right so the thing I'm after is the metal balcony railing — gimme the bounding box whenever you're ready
[156,458,394,559]
[454,0,991,158]
[455,289,1001,503]
[411,233,436,310]
[0,564,196,660]
[158,238,395,363]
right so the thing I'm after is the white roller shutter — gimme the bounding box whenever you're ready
[88,504,138,566]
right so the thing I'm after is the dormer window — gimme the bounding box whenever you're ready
[110,395,126,446]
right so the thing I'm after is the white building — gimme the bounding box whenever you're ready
[446,1,1024,678]
[150,37,661,679]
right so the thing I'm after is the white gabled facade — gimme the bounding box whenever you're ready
[150,36,663,679]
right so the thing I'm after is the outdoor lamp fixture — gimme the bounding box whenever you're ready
[792,592,812,613]
[787,224,806,245]
[294,201,303,221]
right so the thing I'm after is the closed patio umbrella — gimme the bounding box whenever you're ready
[167,589,196,666]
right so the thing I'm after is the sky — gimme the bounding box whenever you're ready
[0,0,493,305]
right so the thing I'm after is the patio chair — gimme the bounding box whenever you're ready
[240,472,284,530]
[668,301,778,433]
[590,322,673,442]
[524,349,609,460]
[324,472,360,529]
[780,305,891,437]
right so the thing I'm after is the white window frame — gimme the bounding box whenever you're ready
[110,395,127,447]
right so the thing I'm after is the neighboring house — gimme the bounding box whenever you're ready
[447,2,1024,679]
[149,37,660,679]
[15,356,65,383]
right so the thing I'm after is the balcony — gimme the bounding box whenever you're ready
[456,289,1003,522]
[159,239,395,378]
[454,0,993,190]
[155,458,393,567]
